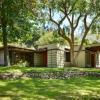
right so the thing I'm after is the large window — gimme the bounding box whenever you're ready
[64,51,70,62]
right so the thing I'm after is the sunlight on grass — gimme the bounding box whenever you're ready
[0,76,100,100]
[0,66,64,73]
[0,66,100,99]
[0,66,100,73]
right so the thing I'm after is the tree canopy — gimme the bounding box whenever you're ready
[0,0,42,65]
[40,0,100,65]
[0,0,100,66]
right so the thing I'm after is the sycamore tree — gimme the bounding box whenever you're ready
[41,0,100,66]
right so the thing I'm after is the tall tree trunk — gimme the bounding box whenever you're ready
[1,0,9,66]
[2,24,9,66]
[70,42,75,66]
[70,27,75,66]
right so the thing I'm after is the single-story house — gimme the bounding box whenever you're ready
[85,44,100,68]
[74,44,100,68]
[0,45,35,66]
[0,43,100,68]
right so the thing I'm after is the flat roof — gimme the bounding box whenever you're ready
[86,43,100,48]
[85,44,100,52]
[0,45,35,52]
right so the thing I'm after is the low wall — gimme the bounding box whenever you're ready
[0,71,100,79]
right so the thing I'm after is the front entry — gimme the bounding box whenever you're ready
[42,51,47,67]
[86,45,100,68]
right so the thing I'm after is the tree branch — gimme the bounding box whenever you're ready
[66,15,72,27]
[68,0,78,15]
[88,14,99,29]
[58,27,72,46]
[49,8,58,25]
[84,13,88,29]
[75,14,99,59]
[74,13,82,30]
[72,13,74,26]
[58,14,67,25]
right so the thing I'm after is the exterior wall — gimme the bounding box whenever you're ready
[0,50,4,65]
[48,49,70,68]
[56,50,65,68]
[96,52,100,68]
[34,53,43,66]
[48,44,69,68]
[74,51,85,67]
[39,44,70,68]
[85,50,91,67]
[48,50,57,67]
[74,46,85,67]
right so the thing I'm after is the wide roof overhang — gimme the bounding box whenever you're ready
[85,44,100,52]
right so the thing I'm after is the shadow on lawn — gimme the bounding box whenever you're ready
[0,76,100,100]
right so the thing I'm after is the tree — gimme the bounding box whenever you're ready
[91,17,100,40]
[41,0,100,66]
[1,0,9,66]
[0,0,38,66]
[36,30,67,46]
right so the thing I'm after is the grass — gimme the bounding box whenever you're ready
[0,66,100,99]
[0,66,64,73]
[0,76,100,100]
[0,65,100,73]
[64,67,100,72]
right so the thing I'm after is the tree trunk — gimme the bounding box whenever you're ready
[1,0,9,66]
[2,25,9,66]
[70,43,75,66]
[70,28,75,66]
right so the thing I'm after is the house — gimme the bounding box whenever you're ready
[34,44,70,67]
[0,43,100,68]
[85,44,100,68]
[0,45,35,66]
[0,44,70,67]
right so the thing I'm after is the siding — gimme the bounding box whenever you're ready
[57,50,65,68]
[34,53,43,67]
[48,50,57,67]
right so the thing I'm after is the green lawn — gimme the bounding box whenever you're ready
[0,65,100,73]
[0,66,100,100]
[0,76,100,100]
[0,66,64,73]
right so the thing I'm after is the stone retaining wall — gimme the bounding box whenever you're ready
[0,71,100,80]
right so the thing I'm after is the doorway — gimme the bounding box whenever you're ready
[42,51,47,67]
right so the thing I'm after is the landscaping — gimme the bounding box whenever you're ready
[0,76,100,100]
[0,66,100,100]
[1,0,100,99]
